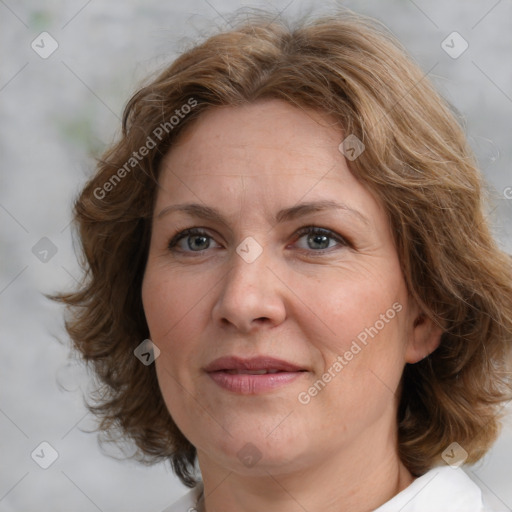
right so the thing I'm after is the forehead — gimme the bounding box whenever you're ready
[160,100,342,178]
[155,100,384,226]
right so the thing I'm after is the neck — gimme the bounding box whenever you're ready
[196,421,414,512]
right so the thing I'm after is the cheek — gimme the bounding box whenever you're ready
[142,270,201,433]
[301,263,408,402]
[142,265,208,342]
[305,267,404,348]
[142,266,211,391]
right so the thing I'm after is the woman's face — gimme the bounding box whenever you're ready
[142,99,440,477]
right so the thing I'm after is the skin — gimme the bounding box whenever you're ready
[142,99,442,512]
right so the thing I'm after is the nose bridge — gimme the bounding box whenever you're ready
[226,236,271,301]
[211,237,286,331]
[237,236,269,279]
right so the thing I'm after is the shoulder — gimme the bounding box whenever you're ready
[161,484,203,512]
[374,466,499,512]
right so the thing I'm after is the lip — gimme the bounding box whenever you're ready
[204,356,305,373]
[204,356,307,394]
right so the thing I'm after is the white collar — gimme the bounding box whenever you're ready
[373,466,489,511]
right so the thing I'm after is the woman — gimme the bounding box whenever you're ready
[55,9,512,512]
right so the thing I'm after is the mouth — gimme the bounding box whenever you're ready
[204,356,307,394]
[223,369,288,374]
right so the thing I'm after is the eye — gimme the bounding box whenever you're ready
[167,228,221,253]
[292,226,349,252]
[167,226,349,255]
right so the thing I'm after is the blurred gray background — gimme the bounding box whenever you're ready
[1,0,511,511]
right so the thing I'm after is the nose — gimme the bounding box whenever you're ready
[211,244,287,333]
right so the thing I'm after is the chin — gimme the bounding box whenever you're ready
[200,425,311,475]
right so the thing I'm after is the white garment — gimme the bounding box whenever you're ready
[162,466,499,512]
[373,466,498,511]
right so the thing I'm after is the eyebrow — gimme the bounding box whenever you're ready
[156,200,369,227]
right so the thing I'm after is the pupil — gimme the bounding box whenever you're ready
[310,234,328,249]
[190,235,209,250]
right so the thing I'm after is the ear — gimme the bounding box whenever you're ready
[405,308,444,364]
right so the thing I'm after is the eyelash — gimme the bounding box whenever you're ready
[167,226,350,256]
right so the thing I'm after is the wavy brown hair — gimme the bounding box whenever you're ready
[53,10,512,487]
